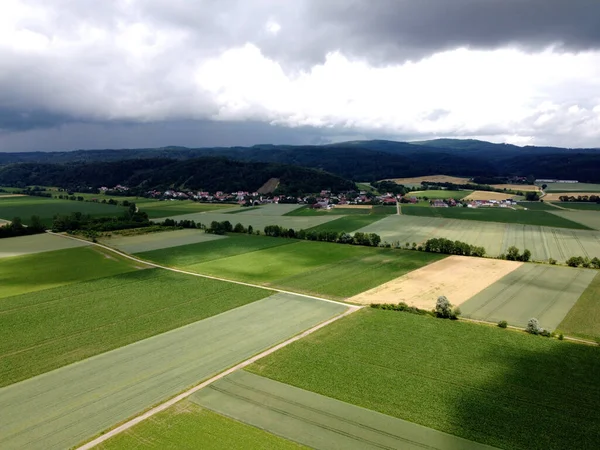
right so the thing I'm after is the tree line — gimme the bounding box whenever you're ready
[0,216,46,239]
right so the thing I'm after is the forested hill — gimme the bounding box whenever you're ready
[0,158,356,194]
[1,139,600,182]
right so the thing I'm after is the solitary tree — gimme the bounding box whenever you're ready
[526,318,543,335]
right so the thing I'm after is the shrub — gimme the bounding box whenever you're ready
[558,333,564,340]
[506,246,521,261]
[548,258,557,265]
[566,256,584,267]
[435,296,460,319]
[498,320,508,328]
[521,249,532,262]
[526,318,543,335]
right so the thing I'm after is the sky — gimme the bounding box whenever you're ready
[1,0,600,151]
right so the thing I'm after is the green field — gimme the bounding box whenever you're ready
[306,214,388,233]
[557,273,600,341]
[517,202,558,211]
[194,371,493,450]
[460,264,597,329]
[0,246,143,299]
[0,294,346,450]
[542,182,600,193]
[0,196,126,225]
[140,201,239,218]
[548,210,600,230]
[228,203,303,216]
[138,237,443,300]
[0,269,272,386]
[286,206,372,216]
[552,202,600,210]
[248,309,600,450]
[101,228,226,253]
[359,215,600,262]
[401,204,591,229]
[410,189,472,199]
[0,232,89,258]
[97,401,306,450]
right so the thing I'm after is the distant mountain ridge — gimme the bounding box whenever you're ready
[1,139,600,182]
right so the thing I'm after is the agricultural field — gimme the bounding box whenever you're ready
[0,294,346,450]
[401,204,591,229]
[229,203,303,216]
[192,371,492,450]
[557,273,600,341]
[465,191,517,201]
[306,214,389,233]
[286,205,373,215]
[541,182,600,193]
[150,210,341,231]
[489,184,540,192]
[358,215,600,262]
[349,256,522,310]
[548,210,600,230]
[551,202,600,210]
[139,237,443,300]
[410,189,471,199]
[517,201,559,210]
[249,308,600,450]
[0,268,272,386]
[0,232,89,258]
[139,200,239,218]
[460,264,597,329]
[387,175,471,187]
[0,246,143,299]
[0,195,126,226]
[98,401,306,450]
[100,228,226,253]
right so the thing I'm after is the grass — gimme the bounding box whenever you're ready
[410,189,472,199]
[517,202,558,211]
[0,196,126,226]
[401,204,592,229]
[192,371,489,450]
[0,268,271,386]
[248,308,600,450]
[100,228,226,253]
[557,272,600,341]
[548,210,600,231]
[459,264,597,329]
[285,206,372,216]
[0,232,90,258]
[97,401,307,450]
[0,294,346,450]
[226,206,262,213]
[139,236,443,300]
[552,202,600,210]
[0,246,141,298]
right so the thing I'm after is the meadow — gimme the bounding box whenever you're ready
[139,200,239,218]
[542,182,600,193]
[0,246,143,299]
[0,232,89,258]
[306,214,388,233]
[359,215,600,262]
[517,201,558,211]
[138,237,444,300]
[249,308,600,450]
[557,272,600,341]
[286,206,372,216]
[97,401,306,450]
[0,268,271,386]
[192,371,491,450]
[552,202,600,210]
[230,203,303,216]
[0,294,346,450]
[0,196,126,225]
[401,204,591,229]
[100,228,226,253]
[459,264,596,329]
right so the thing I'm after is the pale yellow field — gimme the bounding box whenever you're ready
[335,204,373,209]
[543,192,599,201]
[0,194,26,198]
[348,256,523,309]
[386,175,471,185]
[490,184,541,192]
[464,191,516,201]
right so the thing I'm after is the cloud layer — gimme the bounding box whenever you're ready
[1,0,600,150]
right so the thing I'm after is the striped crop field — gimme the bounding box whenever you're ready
[557,272,600,341]
[138,236,443,300]
[0,232,89,258]
[542,182,600,193]
[459,264,597,329]
[358,215,600,262]
[248,308,600,450]
[229,203,304,216]
[0,293,347,450]
[548,210,600,230]
[100,228,226,253]
[0,246,144,299]
[0,268,271,386]
[97,401,306,449]
[192,371,493,450]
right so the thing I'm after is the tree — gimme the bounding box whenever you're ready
[521,249,532,262]
[29,215,45,232]
[525,191,540,201]
[526,318,542,335]
[542,184,548,190]
[435,296,452,318]
[506,246,520,261]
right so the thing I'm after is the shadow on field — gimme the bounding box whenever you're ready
[451,338,600,450]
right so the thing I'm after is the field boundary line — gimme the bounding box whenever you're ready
[75,304,361,450]
[47,231,349,307]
